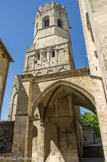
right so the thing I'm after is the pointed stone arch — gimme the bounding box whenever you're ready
[32,80,96,115]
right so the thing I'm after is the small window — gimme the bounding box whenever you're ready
[43,16,49,28]
[2,53,5,59]
[57,19,62,28]
[44,19,49,27]
[37,53,40,60]
[43,51,47,59]
[51,50,55,57]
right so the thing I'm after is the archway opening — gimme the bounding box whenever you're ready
[31,81,104,162]
[80,107,104,161]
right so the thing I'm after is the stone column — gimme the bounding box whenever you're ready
[40,125,45,162]
[92,78,107,162]
[67,95,79,162]
[36,124,45,162]
[12,74,33,162]
[38,104,45,162]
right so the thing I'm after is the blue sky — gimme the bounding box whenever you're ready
[0,0,89,120]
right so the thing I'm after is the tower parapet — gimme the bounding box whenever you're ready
[39,2,66,13]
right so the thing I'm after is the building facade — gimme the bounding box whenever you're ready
[0,39,14,118]
[23,2,74,76]
[8,3,82,162]
[78,0,107,161]
[0,1,107,162]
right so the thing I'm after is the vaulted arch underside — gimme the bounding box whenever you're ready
[32,80,96,115]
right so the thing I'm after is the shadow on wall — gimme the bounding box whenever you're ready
[45,123,60,161]
[45,140,65,162]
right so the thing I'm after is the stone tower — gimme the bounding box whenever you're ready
[8,3,82,162]
[4,1,107,162]
[23,2,74,76]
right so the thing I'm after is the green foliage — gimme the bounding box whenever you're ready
[81,112,101,137]
[85,66,90,72]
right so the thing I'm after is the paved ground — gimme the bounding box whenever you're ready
[81,158,104,162]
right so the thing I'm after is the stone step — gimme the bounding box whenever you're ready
[83,146,104,158]
[81,158,104,162]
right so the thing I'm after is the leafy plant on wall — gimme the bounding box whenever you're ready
[81,112,101,137]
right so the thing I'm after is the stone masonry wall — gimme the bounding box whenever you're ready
[24,43,71,76]
[78,0,107,161]
[88,0,107,97]
[0,121,14,154]
[78,0,107,99]
[0,48,9,117]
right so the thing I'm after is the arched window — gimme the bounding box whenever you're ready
[43,51,47,59]
[57,19,62,28]
[37,53,40,60]
[43,16,49,28]
[51,50,55,57]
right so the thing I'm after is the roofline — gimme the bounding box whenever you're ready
[0,39,14,62]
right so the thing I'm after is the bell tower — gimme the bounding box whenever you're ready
[23,2,75,76]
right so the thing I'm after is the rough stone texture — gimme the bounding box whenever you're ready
[8,76,19,121]
[9,68,95,121]
[8,3,84,162]
[0,121,14,154]
[23,2,74,76]
[32,69,95,114]
[78,0,107,161]
[12,75,33,162]
[32,96,80,162]
[0,39,13,118]
[44,96,79,162]
[6,1,107,162]
[9,71,96,162]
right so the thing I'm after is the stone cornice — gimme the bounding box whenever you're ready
[34,67,90,83]
[17,74,34,82]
